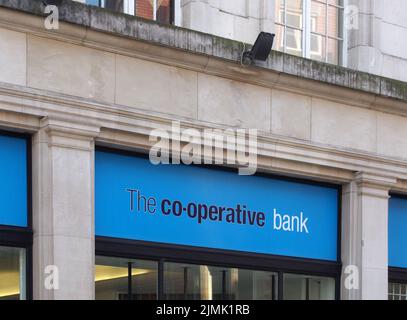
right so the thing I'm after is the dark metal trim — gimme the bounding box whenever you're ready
[127,262,133,300]
[96,237,341,276]
[0,227,33,247]
[277,271,283,300]
[158,259,164,300]
[170,0,175,25]
[389,267,407,284]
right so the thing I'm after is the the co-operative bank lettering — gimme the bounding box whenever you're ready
[127,188,310,233]
[96,150,339,262]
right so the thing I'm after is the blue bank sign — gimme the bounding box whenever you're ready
[95,150,339,261]
[0,134,28,228]
[389,196,407,268]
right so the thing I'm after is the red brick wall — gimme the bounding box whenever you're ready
[102,0,171,24]
[136,0,153,20]
[135,0,171,23]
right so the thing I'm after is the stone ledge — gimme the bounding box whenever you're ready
[1,0,407,102]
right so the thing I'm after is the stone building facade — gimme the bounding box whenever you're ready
[0,0,406,300]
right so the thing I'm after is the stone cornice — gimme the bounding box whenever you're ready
[0,0,407,110]
[2,81,407,185]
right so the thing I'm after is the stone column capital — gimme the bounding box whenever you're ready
[354,172,397,199]
[40,116,101,138]
[39,116,101,151]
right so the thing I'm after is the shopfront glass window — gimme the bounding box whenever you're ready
[164,262,278,300]
[0,246,26,300]
[388,282,407,300]
[94,256,340,300]
[283,273,335,300]
[95,256,158,300]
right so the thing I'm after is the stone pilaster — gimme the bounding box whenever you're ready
[32,117,100,300]
[341,172,396,300]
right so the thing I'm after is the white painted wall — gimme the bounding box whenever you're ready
[181,0,275,44]
[73,0,407,81]
[180,0,407,82]
[347,0,407,81]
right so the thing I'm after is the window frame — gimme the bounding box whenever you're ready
[276,0,347,66]
[94,146,342,300]
[388,271,407,300]
[96,237,341,300]
[0,131,33,300]
[96,0,176,25]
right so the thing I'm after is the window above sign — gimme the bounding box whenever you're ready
[83,0,175,25]
[275,0,345,66]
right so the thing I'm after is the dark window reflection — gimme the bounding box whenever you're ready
[283,273,335,300]
[156,0,172,24]
[164,262,278,300]
[104,0,124,13]
[95,256,158,300]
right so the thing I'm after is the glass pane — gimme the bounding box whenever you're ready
[311,1,326,35]
[308,277,335,300]
[283,274,335,300]
[156,0,172,24]
[310,33,326,62]
[275,24,285,52]
[95,256,158,300]
[104,0,124,13]
[328,0,344,6]
[286,0,303,29]
[86,0,101,6]
[327,38,342,65]
[283,274,307,300]
[137,0,154,20]
[0,246,25,300]
[285,27,302,56]
[328,6,343,38]
[164,262,277,300]
[396,283,400,295]
[275,0,285,24]
[387,282,407,300]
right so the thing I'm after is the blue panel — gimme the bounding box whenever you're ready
[0,135,28,227]
[389,196,407,268]
[95,151,339,261]
[86,0,100,6]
